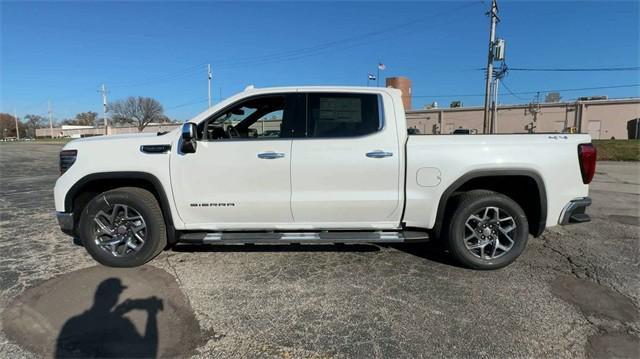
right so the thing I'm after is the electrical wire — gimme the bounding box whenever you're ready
[411,83,640,98]
[210,1,483,70]
[476,66,640,72]
[102,1,483,88]
[165,98,208,111]
[500,80,528,100]
[508,66,640,72]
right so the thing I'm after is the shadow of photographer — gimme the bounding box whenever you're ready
[55,278,163,358]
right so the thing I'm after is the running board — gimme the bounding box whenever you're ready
[179,230,429,245]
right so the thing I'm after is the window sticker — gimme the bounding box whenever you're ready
[319,97,362,123]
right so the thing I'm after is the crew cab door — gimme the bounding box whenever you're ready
[170,93,297,230]
[290,92,401,229]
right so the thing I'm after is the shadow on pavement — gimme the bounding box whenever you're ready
[171,240,460,266]
[2,265,205,358]
[171,243,382,253]
[55,278,163,358]
[384,240,459,267]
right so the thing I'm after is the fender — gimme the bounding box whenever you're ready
[64,171,175,231]
[432,169,548,238]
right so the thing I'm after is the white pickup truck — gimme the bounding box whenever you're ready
[54,86,596,269]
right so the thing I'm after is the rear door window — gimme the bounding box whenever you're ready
[305,93,381,138]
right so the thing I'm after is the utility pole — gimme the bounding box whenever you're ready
[208,64,213,108]
[490,62,507,133]
[48,100,54,139]
[99,84,108,135]
[482,0,499,134]
[491,77,500,133]
[14,109,20,140]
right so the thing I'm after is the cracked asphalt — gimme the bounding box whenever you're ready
[0,143,638,358]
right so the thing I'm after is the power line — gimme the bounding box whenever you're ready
[500,80,528,100]
[477,66,640,72]
[109,63,207,88]
[508,66,640,72]
[165,98,208,111]
[102,1,483,89]
[211,1,483,70]
[411,83,640,98]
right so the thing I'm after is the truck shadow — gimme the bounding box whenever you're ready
[171,243,380,253]
[384,241,458,266]
[170,241,458,266]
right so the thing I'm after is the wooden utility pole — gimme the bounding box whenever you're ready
[482,0,499,134]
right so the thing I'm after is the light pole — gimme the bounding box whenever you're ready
[14,109,19,140]
[377,63,385,87]
[207,64,212,108]
[48,100,54,139]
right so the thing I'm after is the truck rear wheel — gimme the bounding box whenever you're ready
[78,187,167,267]
[445,190,529,270]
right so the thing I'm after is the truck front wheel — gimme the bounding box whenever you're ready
[78,187,167,267]
[445,190,529,270]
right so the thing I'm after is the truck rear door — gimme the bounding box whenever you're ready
[290,92,402,229]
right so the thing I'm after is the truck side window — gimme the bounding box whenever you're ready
[306,93,381,138]
[202,95,291,140]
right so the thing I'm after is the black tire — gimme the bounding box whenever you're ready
[445,190,529,270]
[78,187,167,267]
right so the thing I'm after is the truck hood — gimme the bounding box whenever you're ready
[62,128,179,151]
[70,132,161,143]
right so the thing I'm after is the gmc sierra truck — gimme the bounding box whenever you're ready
[54,86,596,269]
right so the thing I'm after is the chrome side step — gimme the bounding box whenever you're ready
[179,230,428,245]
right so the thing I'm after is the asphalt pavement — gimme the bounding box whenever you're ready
[0,143,638,358]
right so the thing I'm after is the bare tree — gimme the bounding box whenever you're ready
[108,97,165,132]
[75,111,98,126]
[0,113,25,138]
[24,114,47,138]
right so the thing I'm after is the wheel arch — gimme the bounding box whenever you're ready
[65,172,176,243]
[433,169,547,238]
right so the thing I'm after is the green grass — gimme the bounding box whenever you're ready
[593,140,640,161]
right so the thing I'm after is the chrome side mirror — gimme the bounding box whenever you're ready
[181,122,197,153]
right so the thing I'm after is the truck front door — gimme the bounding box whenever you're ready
[170,93,298,230]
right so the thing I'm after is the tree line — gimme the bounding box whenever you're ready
[0,96,176,139]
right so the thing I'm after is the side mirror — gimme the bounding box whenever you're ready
[181,122,197,153]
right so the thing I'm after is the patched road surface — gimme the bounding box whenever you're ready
[1,143,638,358]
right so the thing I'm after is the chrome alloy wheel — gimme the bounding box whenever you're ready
[463,206,517,260]
[92,204,147,257]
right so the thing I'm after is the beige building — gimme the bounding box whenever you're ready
[406,98,640,139]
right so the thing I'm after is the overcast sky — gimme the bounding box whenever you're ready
[1,0,638,121]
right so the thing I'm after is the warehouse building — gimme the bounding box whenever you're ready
[403,99,639,140]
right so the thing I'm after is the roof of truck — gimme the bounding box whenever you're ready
[242,85,400,93]
[190,85,401,123]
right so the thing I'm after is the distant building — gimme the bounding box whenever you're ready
[406,97,640,139]
[36,123,181,138]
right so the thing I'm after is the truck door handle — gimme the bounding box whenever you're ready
[366,150,393,158]
[257,152,285,159]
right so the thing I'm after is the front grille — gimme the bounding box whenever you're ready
[59,150,77,174]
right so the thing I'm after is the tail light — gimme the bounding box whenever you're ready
[578,143,596,184]
[60,150,77,175]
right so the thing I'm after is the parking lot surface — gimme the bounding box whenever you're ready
[0,142,638,358]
